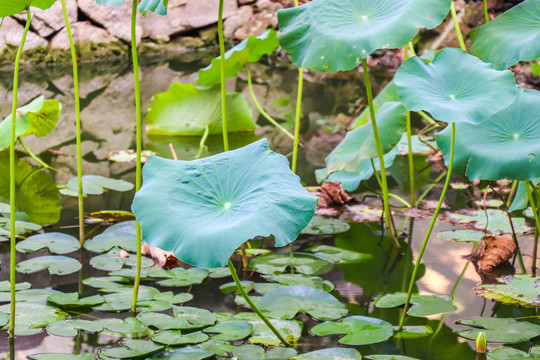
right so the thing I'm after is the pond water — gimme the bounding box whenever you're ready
[0,50,536,359]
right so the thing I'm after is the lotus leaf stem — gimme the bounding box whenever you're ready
[291,67,304,174]
[169,143,178,160]
[525,181,539,276]
[417,110,437,125]
[18,138,60,173]
[218,0,229,152]
[508,180,519,206]
[408,42,417,57]
[364,182,412,209]
[398,122,455,331]
[61,0,84,246]
[370,158,383,188]
[482,0,489,23]
[450,1,467,51]
[10,8,31,338]
[195,125,210,159]
[130,0,143,313]
[417,171,446,203]
[245,67,295,141]
[363,58,402,254]
[404,47,416,207]
[227,258,291,346]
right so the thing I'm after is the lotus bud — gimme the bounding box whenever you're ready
[476,332,487,353]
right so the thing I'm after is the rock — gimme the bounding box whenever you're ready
[51,21,118,50]
[0,17,47,52]
[13,0,77,38]
[238,0,256,4]
[140,0,238,41]
[232,0,282,40]
[223,5,253,38]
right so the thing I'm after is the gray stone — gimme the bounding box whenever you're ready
[238,0,256,4]
[13,0,77,38]
[232,0,282,40]
[0,17,47,52]
[223,5,253,38]
[51,21,118,49]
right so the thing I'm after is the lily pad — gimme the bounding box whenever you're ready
[219,280,254,294]
[301,216,350,235]
[138,312,196,330]
[84,231,136,253]
[99,318,149,335]
[480,275,540,307]
[47,292,104,308]
[90,250,153,271]
[107,149,155,164]
[85,210,136,225]
[132,139,317,268]
[148,348,215,360]
[306,245,371,264]
[311,315,394,345]
[258,286,348,320]
[197,29,279,86]
[203,321,253,341]
[365,356,420,360]
[232,345,297,360]
[28,355,94,360]
[455,317,540,343]
[277,0,451,72]
[46,319,103,337]
[0,302,69,336]
[100,340,164,359]
[436,88,540,181]
[261,274,334,292]
[325,102,406,173]
[249,252,334,275]
[294,348,362,360]
[375,293,456,317]
[16,232,80,254]
[488,346,540,360]
[149,267,209,287]
[16,255,81,275]
[437,229,486,242]
[0,289,60,304]
[172,306,217,329]
[235,313,303,346]
[152,330,209,346]
[395,48,517,124]
[0,281,31,291]
[145,82,255,136]
[442,209,531,235]
[470,0,540,70]
[60,175,134,196]
[82,276,130,289]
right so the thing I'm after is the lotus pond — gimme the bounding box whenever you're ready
[2,0,540,359]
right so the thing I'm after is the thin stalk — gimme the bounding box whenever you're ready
[246,67,294,141]
[365,182,412,209]
[130,0,143,313]
[195,124,210,159]
[525,181,539,276]
[363,58,402,254]
[18,138,60,172]
[10,8,32,339]
[398,122,455,331]
[228,258,291,346]
[404,47,415,207]
[291,67,304,173]
[417,110,437,125]
[482,0,489,23]
[450,1,467,51]
[370,158,383,188]
[61,0,84,246]
[218,0,228,151]
[408,41,417,57]
[507,180,519,206]
[417,171,446,203]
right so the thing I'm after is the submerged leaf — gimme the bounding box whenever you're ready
[311,315,393,345]
[301,216,350,235]
[455,317,540,343]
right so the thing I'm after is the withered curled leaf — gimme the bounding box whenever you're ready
[463,235,516,272]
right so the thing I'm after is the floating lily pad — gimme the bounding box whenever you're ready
[149,267,209,287]
[455,317,540,343]
[99,318,149,335]
[342,204,384,223]
[232,345,297,360]
[197,29,279,86]
[365,356,420,360]
[138,312,195,330]
[488,346,540,360]
[470,0,540,70]
[325,102,406,173]
[138,0,167,15]
[90,250,154,271]
[85,210,135,225]
[306,245,371,264]
[147,348,214,360]
[0,302,69,336]
[311,315,394,345]
[219,280,254,294]
[393,326,433,339]
[107,150,155,164]
[294,348,362,360]
[203,321,253,341]
[375,293,456,317]
[395,48,517,124]
[301,216,351,235]
[16,256,81,275]
[133,139,317,268]
[436,88,540,181]
[47,292,104,309]
[27,354,94,360]
[82,276,130,289]
[261,274,334,292]
[442,209,531,235]
[100,340,164,359]
[473,199,504,208]
[154,291,193,304]
[249,252,334,275]
[277,0,451,72]
[258,286,348,320]
[480,275,540,307]
[46,319,103,337]
[84,231,136,253]
[145,82,255,136]
[172,306,217,329]
[16,232,80,254]
[235,312,303,346]
[0,281,31,291]
[0,289,60,304]
[437,230,486,243]
[197,339,235,357]
[152,330,209,346]
[61,175,134,196]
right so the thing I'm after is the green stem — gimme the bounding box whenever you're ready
[18,137,60,172]
[228,258,291,346]
[363,58,402,254]
[61,0,84,245]
[218,0,228,152]
[130,0,142,313]
[417,110,437,125]
[398,122,455,331]
[417,171,446,203]
[195,124,210,159]
[370,158,383,188]
[482,0,489,23]
[10,8,31,339]
[245,67,295,141]
[524,182,539,276]
[291,67,304,173]
[406,110,415,207]
[450,1,467,51]
[408,41,417,57]
[365,183,412,209]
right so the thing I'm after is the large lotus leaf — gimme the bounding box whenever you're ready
[249,252,334,275]
[294,348,362,360]
[0,302,69,336]
[132,139,317,268]
[28,354,94,360]
[435,88,540,180]
[0,0,56,16]
[395,48,517,124]
[197,29,279,86]
[480,275,540,307]
[16,255,81,275]
[488,346,540,360]
[138,0,167,15]
[375,293,456,317]
[16,232,80,254]
[234,312,303,346]
[100,340,164,359]
[0,152,61,224]
[232,345,297,360]
[60,175,134,196]
[145,82,255,136]
[470,0,540,70]
[326,102,406,174]
[46,319,103,337]
[277,0,451,72]
[311,315,393,345]
[258,285,347,320]
[261,274,335,292]
[455,317,540,343]
[203,321,253,341]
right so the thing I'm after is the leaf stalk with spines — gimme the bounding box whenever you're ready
[10,7,32,338]
[363,58,402,254]
[218,0,228,152]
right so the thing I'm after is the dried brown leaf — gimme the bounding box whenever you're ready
[463,235,517,271]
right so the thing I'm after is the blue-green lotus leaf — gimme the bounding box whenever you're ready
[16,232,80,254]
[480,275,540,307]
[138,0,167,16]
[232,345,297,360]
[488,346,540,360]
[508,179,539,213]
[436,88,540,180]
[100,340,164,359]
[395,48,517,124]
[132,139,317,268]
[277,0,451,72]
[0,0,56,16]
[455,317,540,343]
[326,102,406,174]
[294,348,362,360]
[92,0,124,6]
[16,255,81,275]
[375,293,456,317]
[197,29,279,87]
[470,0,540,70]
[145,82,255,136]
[311,315,393,345]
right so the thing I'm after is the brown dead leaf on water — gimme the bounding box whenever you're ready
[308,182,354,217]
[463,235,516,272]
[120,244,182,269]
